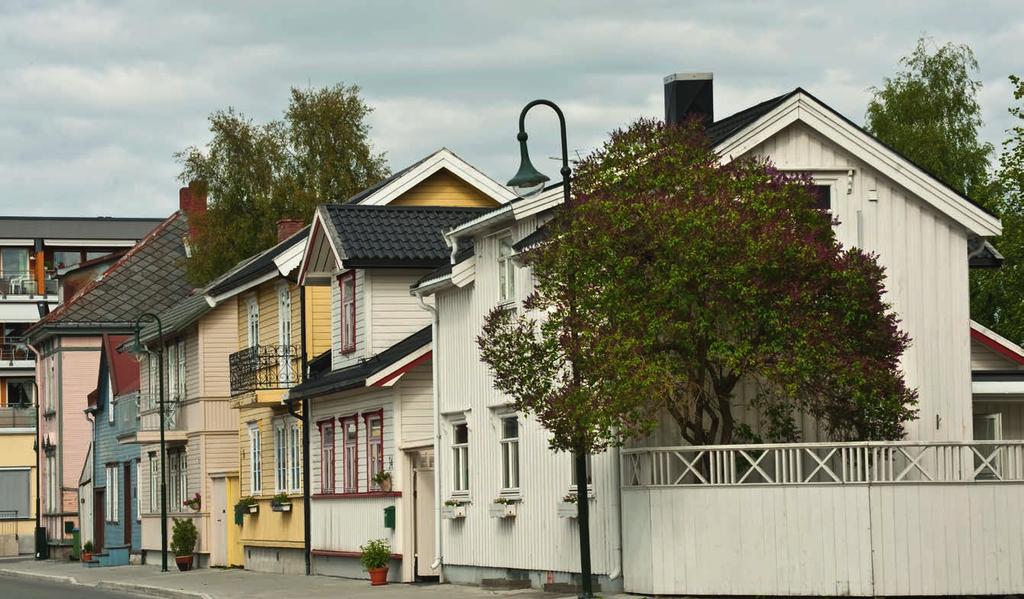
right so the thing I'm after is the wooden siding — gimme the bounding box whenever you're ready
[309,387,395,495]
[741,122,973,442]
[199,302,237,399]
[368,269,433,355]
[398,360,433,448]
[331,270,366,371]
[974,399,1024,440]
[386,168,501,208]
[971,337,1024,371]
[237,406,301,499]
[55,338,102,504]
[623,483,1024,596]
[311,495,397,554]
[306,285,332,358]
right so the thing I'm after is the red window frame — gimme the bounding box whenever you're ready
[318,419,336,494]
[364,409,384,490]
[338,271,356,354]
[340,414,359,493]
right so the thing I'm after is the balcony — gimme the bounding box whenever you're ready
[0,270,56,297]
[121,392,187,445]
[0,338,34,370]
[0,406,36,429]
[229,345,302,397]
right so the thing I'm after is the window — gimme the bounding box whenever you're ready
[148,453,158,512]
[107,383,115,424]
[499,416,520,492]
[275,421,287,492]
[278,285,294,384]
[0,469,30,521]
[45,454,57,512]
[247,298,260,348]
[167,342,177,401]
[289,422,301,491]
[973,413,1003,480]
[497,234,515,303]
[135,459,142,522]
[811,184,831,211]
[341,416,358,493]
[319,420,335,494]
[105,465,119,522]
[147,355,159,410]
[0,247,29,277]
[5,378,33,408]
[248,423,262,494]
[165,448,187,511]
[53,250,81,270]
[339,272,356,353]
[452,422,469,494]
[45,357,55,412]
[175,340,186,399]
[570,453,594,494]
[366,412,384,489]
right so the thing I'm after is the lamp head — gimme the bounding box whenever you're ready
[507,131,550,198]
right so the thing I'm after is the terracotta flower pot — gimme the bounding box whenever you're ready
[369,566,388,585]
[175,555,193,572]
[81,551,92,562]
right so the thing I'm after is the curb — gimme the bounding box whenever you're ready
[97,580,215,599]
[0,567,80,586]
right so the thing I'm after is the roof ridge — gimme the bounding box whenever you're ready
[326,204,493,211]
[29,211,185,330]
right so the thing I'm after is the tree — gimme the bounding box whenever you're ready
[972,76,1024,341]
[865,37,994,204]
[177,83,389,284]
[478,117,917,450]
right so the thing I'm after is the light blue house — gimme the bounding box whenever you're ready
[84,334,141,566]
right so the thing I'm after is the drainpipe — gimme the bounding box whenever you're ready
[287,288,312,576]
[413,291,443,572]
[608,446,622,580]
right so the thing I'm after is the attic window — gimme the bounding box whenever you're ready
[811,185,831,211]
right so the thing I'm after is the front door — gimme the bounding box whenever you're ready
[123,463,133,546]
[93,488,105,552]
[413,450,438,578]
[210,477,227,566]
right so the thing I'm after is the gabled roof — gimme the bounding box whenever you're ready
[287,326,431,401]
[318,205,492,268]
[204,227,308,300]
[971,320,1024,366]
[26,212,193,341]
[705,91,793,146]
[101,334,139,396]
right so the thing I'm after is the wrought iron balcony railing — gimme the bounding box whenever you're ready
[229,344,302,396]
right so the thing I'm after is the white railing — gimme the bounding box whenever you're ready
[622,440,1024,486]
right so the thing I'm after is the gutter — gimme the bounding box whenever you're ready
[413,291,443,573]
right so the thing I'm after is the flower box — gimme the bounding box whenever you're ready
[442,505,466,519]
[557,502,578,519]
[489,502,517,519]
[247,504,259,514]
[271,502,292,513]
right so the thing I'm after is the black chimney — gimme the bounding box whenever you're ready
[664,72,714,126]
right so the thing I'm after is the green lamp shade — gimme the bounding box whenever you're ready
[507,138,550,198]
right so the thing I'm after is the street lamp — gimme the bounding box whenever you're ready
[130,313,167,572]
[507,99,593,599]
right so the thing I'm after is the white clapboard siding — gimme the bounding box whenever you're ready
[971,338,1023,371]
[435,214,619,576]
[309,387,395,496]
[369,269,433,354]
[398,360,434,448]
[311,495,398,553]
[744,122,973,443]
[331,269,367,371]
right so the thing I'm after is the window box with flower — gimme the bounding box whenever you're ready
[234,495,258,524]
[489,496,518,519]
[271,492,292,512]
[183,492,201,512]
[442,498,467,519]
[558,492,578,519]
[372,470,392,493]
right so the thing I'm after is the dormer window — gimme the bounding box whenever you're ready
[339,271,356,353]
[497,234,515,304]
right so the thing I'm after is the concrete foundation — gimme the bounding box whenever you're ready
[244,546,305,575]
[442,564,623,594]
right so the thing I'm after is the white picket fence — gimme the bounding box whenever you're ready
[621,441,1024,596]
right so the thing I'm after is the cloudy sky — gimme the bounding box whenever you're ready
[1,1,1021,217]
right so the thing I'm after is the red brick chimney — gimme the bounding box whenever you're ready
[179,181,207,238]
[277,218,304,242]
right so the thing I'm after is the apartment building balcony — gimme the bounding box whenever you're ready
[0,338,34,371]
[119,391,187,445]
[229,344,302,407]
[0,269,57,298]
[0,406,36,430]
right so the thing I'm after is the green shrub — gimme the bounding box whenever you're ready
[359,538,391,570]
[170,518,198,556]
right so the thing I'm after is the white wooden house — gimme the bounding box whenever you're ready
[290,150,511,582]
[414,73,1021,596]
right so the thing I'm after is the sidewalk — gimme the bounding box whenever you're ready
[0,557,625,599]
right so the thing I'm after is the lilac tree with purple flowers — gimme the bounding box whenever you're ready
[478,117,917,450]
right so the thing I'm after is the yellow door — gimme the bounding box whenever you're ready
[226,476,244,566]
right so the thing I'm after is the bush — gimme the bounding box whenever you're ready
[83,540,93,553]
[170,518,198,556]
[359,538,391,571]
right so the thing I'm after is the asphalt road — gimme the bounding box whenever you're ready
[0,576,147,598]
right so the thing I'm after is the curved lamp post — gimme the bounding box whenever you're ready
[507,100,592,599]
[129,313,167,572]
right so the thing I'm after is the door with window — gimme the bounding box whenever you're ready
[277,286,293,384]
[93,488,105,553]
[973,413,1003,479]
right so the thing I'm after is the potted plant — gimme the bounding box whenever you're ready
[271,492,292,512]
[183,492,201,512]
[170,518,198,571]
[442,499,467,519]
[81,540,94,562]
[372,470,392,492]
[558,493,578,519]
[234,496,258,524]
[489,497,518,518]
[359,538,391,585]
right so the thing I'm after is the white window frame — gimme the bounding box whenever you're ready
[366,413,384,489]
[135,459,142,522]
[320,420,336,494]
[569,452,595,497]
[105,465,119,523]
[248,422,262,494]
[289,421,301,492]
[107,376,115,424]
[175,339,186,399]
[973,412,1004,479]
[277,284,294,384]
[148,453,158,513]
[147,355,159,410]
[45,454,57,512]
[167,342,177,401]
[499,415,520,494]
[274,420,287,493]
[339,272,356,353]
[341,416,357,493]
[452,420,469,496]
[496,233,515,304]
[246,297,260,348]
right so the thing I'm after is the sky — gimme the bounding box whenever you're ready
[0,0,1021,217]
